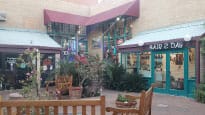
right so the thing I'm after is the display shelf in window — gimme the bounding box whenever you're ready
[126,53,137,69]
[140,52,151,71]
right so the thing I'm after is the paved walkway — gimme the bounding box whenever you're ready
[1,89,205,115]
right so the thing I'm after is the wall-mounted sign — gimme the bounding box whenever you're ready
[0,12,6,21]
[149,42,183,50]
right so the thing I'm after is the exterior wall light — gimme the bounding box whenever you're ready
[77,30,81,34]
[184,34,192,41]
[129,24,133,28]
[138,41,144,46]
[116,17,120,21]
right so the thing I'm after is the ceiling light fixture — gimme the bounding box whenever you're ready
[138,41,144,46]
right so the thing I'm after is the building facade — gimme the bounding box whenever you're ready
[0,0,205,97]
[118,0,205,97]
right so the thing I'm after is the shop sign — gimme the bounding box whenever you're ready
[149,42,183,50]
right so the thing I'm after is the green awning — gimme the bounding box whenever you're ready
[120,20,205,47]
[0,28,61,49]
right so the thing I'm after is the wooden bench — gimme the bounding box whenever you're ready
[106,85,154,115]
[0,96,105,115]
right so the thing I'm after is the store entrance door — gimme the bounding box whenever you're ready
[152,50,187,96]
[152,52,167,93]
[168,51,187,96]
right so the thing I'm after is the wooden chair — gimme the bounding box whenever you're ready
[46,76,73,99]
[106,84,154,115]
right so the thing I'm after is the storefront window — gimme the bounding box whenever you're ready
[0,53,2,70]
[47,22,87,55]
[121,53,126,69]
[127,53,137,69]
[154,53,166,88]
[41,54,55,86]
[121,53,137,73]
[188,48,196,79]
[170,52,184,90]
[140,52,151,77]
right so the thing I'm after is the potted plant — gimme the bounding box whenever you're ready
[75,54,106,97]
[115,94,137,108]
[15,48,41,99]
[53,60,77,96]
[56,60,76,78]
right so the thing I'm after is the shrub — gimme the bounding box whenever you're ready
[195,83,205,103]
[103,63,146,92]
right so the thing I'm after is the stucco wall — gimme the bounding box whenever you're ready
[89,0,133,16]
[132,0,205,35]
[63,0,98,6]
[0,0,89,31]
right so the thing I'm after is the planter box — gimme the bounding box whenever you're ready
[115,101,137,108]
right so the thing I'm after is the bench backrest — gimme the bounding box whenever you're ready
[138,85,154,115]
[0,96,105,115]
[106,85,154,115]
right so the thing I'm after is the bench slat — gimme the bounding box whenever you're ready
[35,106,40,115]
[63,106,68,114]
[82,105,86,115]
[45,106,49,115]
[54,106,58,115]
[7,107,11,115]
[26,106,30,115]
[91,105,95,115]
[73,106,77,115]
[16,107,21,115]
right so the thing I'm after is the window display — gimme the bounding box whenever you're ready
[154,53,166,88]
[170,52,184,90]
[140,52,151,77]
[188,48,195,79]
[126,53,137,69]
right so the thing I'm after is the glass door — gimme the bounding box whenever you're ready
[153,53,166,89]
[169,52,184,90]
[152,50,187,96]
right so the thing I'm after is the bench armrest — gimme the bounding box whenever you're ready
[106,107,139,113]
[125,94,140,101]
